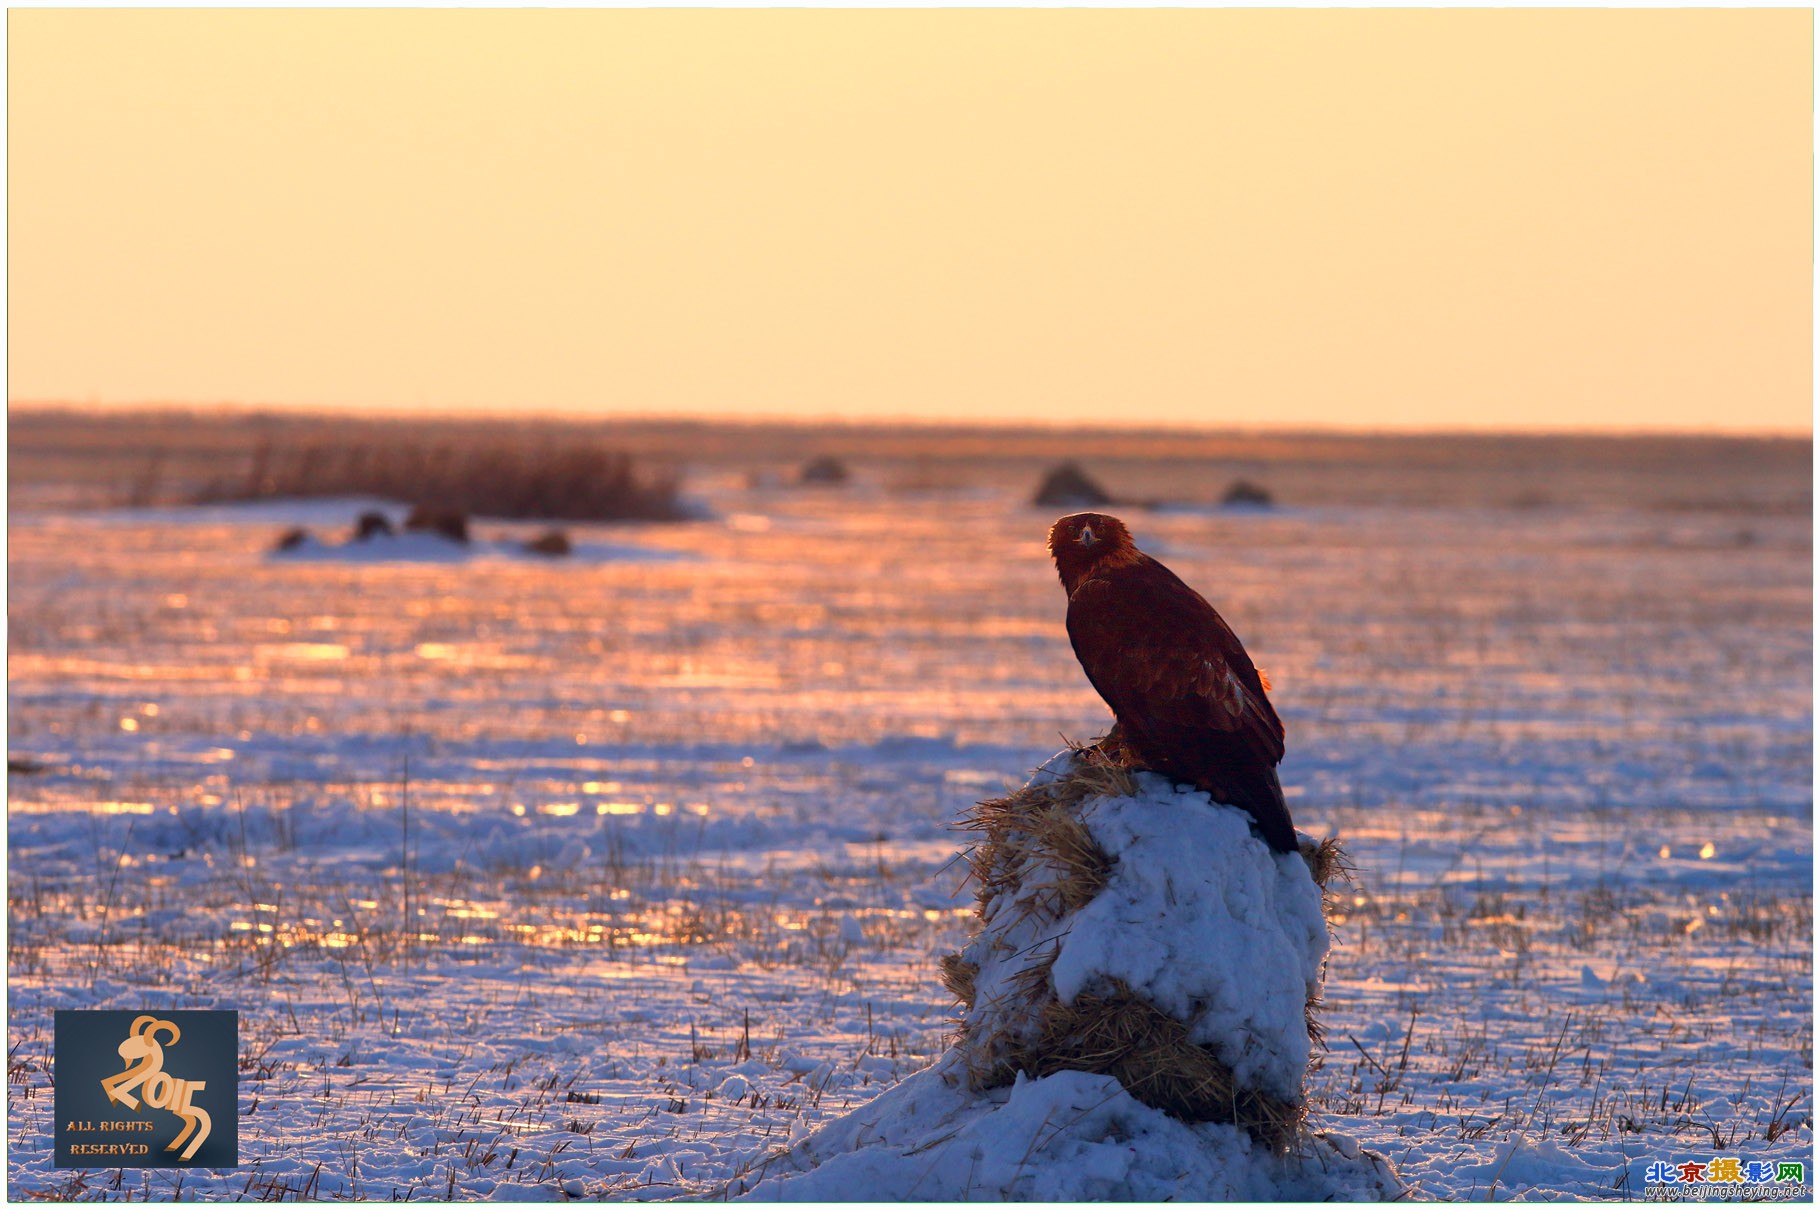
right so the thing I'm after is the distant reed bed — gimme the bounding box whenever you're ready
[192,437,688,521]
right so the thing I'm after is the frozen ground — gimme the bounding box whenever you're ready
[7,472,1812,1200]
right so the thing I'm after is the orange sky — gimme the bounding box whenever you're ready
[8,9,1812,433]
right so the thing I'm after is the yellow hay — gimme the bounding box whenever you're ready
[961,769,1115,917]
[1021,983,1305,1153]
[1303,834,1355,892]
[939,953,978,1008]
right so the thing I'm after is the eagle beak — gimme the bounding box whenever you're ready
[1077,524,1097,547]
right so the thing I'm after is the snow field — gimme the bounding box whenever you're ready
[7,477,1810,1199]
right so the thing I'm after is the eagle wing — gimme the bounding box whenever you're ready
[1066,556,1285,769]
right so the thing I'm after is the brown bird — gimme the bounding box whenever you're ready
[1048,512,1296,852]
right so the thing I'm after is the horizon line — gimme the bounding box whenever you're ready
[8,398,1812,443]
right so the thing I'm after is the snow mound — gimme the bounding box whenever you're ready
[953,756,1329,1109]
[731,751,1406,1200]
[736,1057,1401,1201]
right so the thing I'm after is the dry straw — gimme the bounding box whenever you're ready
[945,747,1350,1153]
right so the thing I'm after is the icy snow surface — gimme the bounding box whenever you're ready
[7,479,1812,1200]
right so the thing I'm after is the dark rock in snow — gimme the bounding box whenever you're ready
[798,455,851,486]
[351,511,395,540]
[1033,462,1113,509]
[1221,479,1274,508]
[524,529,573,557]
[404,505,470,544]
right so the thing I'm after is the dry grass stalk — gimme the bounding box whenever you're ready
[1299,834,1354,1054]
[1303,834,1354,893]
[959,746,1128,916]
[939,953,977,1008]
[960,799,1106,933]
[1305,987,1329,1056]
[1045,745,1141,805]
[948,947,1065,1091]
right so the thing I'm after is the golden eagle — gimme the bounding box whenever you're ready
[1049,511,1296,852]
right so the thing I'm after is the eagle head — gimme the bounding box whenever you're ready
[1048,512,1135,591]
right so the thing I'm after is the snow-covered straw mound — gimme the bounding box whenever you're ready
[948,755,1327,1137]
[732,751,1407,1200]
